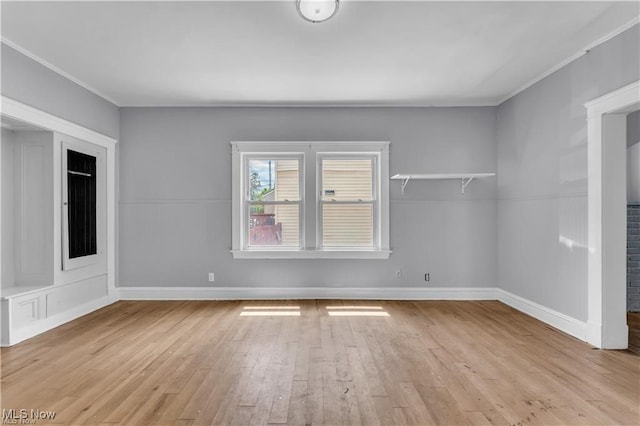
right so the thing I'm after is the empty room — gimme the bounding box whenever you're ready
[1,1,639,425]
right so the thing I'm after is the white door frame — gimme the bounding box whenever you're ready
[1,96,118,301]
[585,81,639,349]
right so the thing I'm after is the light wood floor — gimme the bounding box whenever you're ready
[1,300,639,425]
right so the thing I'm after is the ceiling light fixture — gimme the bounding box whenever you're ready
[296,0,339,23]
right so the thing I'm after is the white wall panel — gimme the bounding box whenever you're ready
[46,274,107,316]
[1,129,15,287]
[13,131,54,286]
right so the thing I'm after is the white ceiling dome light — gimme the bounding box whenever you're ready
[297,0,339,23]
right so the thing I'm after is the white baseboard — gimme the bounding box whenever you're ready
[5,295,116,346]
[118,286,498,301]
[586,319,629,350]
[497,289,588,342]
[5,285,591,347]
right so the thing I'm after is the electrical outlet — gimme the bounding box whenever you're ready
[208,272,215,282]
[395,270,402,278]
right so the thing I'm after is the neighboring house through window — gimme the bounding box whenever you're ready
[231,141,390,259]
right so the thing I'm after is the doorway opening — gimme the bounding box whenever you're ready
[626,110,640,353]
[586,81,639,349]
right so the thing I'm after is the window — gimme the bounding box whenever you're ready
[231,142,390,259]
[246,156,302,248]
[319,156,376,248]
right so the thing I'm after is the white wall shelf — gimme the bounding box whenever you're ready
[391,173,496,194]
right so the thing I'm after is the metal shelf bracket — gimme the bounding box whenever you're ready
[401,176,411,194]
[460,177,475,194]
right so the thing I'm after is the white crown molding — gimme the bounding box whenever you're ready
[120,101,499,108]
[1,37,120,107]
[497,17,640,106]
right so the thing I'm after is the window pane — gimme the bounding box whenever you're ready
[249,204,299,247]
[322,204,373,247]
[321,159,372,201]
[249,159,299,201]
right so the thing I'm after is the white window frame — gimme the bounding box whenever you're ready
[231,141,391,259]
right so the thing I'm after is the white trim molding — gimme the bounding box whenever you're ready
[1,96,117,148]
[119,286,498,301]
[497,289,589,343]
[230,250,393,260]
[585,80,639,349]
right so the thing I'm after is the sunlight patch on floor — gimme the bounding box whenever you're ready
[240,311,301,316]
[327,311,390,317]
[242,306,300,310]
[325,305,389,316]
[325,306,384,310]
[240,305,301,316]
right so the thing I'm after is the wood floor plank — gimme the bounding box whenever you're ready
[304,346,325,425]
[284,380,307,426]
[266,341,297,424]
[1,300,638,425]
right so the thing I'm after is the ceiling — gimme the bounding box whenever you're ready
[1,1,638,107]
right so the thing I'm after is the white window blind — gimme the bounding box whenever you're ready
[320,157,376,248]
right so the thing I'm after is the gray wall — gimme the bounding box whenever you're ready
[119,107,497,288]
[1,43,119,139]
[497,24,640,321]
[629,110,640,148]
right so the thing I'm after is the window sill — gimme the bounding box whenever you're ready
[230,249,392,260]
